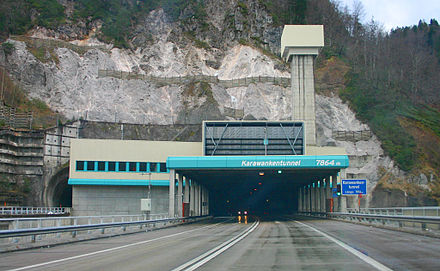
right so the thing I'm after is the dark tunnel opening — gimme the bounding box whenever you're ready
[178,168,337,219]
[47,167,72,207]
[53,181,72,207]
[209,175,299,217]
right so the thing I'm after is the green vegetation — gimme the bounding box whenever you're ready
[0,0,65,40]
[29,0,65,28]
[184,31,210,50]
[340,75,417,171]
[402,106,440,138]
[0,68,59,129]
[237,1,249,16]
[0,0,202,47]
[259,0,307,26]
[1,42,14,55]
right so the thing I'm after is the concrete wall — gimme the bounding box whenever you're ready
[69,139,203,181]
[291,55,317,146]
[44,123,79,168]
[281,25,324,60]
[72,185,169,216]
[69,139,203,216]
[0,129,44,205]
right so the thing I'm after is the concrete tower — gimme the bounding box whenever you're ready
[281,25,324,146]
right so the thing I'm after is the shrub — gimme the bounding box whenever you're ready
[2,42,14,55]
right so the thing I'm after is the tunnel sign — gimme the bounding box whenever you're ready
[167,155,349,169]
[341,179,367,195]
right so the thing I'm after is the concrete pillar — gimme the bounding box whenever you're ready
[317,182,322,212]
[190,180,195,216]
[177,174,183,217]
[205,188,209,215]
[168,170,175,218]
[321,179,326,212]
[325,178,331,212]
[316,182,320,212]
[307,186,310,212]
[298,187,302,212]
[205,189,209,215]
[301,187,305,212]
[331,174,337,212]
[202,187,206,215]
[184,177,190,217]
[200,186,204,216]
[307,185,311,212]
[200,185,204,216]
[291,55,316,145]
[196,184,201,216]
[193,182,198,216]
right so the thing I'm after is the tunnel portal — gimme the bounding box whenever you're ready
[178,167,340,216]
[168,154,348,218]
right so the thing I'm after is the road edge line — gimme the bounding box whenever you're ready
[7,221,227,271]
[295,220,393,271]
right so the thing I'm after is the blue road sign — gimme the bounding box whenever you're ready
[341,179,367,195]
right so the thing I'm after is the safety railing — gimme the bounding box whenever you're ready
[298,210,440,236]
[0,214,207,252]
[0,206,71,216]
[97,70,291,88]
[346,207,440,217]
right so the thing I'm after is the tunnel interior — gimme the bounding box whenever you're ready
[52,180,72,207]
[178,168,339,217]
[46,167,72,207]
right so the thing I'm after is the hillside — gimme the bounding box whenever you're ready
[0,0,439,205]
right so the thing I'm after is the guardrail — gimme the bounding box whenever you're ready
[346,207,440,217]
[298,211,440,235]
[0,214,207,251]
[0,206,71,216]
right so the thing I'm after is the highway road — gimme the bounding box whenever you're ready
[0,217,439,271]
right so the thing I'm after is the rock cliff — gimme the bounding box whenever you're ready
[0,1,434,207]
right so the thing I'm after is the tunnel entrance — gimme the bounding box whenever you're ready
[169,155,349,218]
[45,166,72,207]
[167,121,349,218]
[178,168,339,217]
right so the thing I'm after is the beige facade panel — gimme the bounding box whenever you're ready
[71,170,169,181]
[305,146,347,156]
[69,139,203,178]
[281,25,324,60]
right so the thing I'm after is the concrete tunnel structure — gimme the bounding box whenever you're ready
[68,121,349,217]
[67,25,347,217]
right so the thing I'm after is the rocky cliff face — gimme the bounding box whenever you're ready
[0,1,434,207]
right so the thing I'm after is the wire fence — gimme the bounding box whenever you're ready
[98,70,291,88]
[0,104,32,129]
[332,130,372,142]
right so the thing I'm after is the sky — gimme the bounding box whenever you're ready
[337,0,440,32]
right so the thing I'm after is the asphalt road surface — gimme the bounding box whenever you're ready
[0,217,438,271]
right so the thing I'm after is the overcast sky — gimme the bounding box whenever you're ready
[337,0,440,31]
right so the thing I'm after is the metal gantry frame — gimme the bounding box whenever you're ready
[203,121,304,156]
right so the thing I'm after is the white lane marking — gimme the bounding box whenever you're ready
[172,221,260,271]
[7,221,227,271]
[295,221,393,271]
